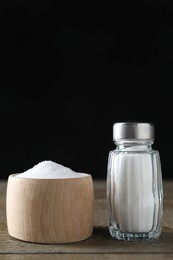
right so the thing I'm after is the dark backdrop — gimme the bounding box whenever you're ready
[1,1,173,179]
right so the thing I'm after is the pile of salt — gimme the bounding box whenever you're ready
[16,160,87,179]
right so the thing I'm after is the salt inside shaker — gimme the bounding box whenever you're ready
[106,122,163,241]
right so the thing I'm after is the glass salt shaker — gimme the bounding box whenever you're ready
[106,122,163,241]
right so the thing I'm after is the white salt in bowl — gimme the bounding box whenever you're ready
[6,173,94,243]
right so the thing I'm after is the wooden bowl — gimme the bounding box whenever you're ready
[6,173,94,244]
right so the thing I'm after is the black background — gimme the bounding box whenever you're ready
[1,1,173,180]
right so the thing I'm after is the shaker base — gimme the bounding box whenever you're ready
[109,226,161,241]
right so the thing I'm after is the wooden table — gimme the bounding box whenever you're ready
[0,179,173,259]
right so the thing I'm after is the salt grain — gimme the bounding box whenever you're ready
[16,160,87,179]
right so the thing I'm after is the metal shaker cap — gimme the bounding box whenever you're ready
[113,122,155,141]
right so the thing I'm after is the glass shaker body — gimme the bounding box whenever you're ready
[106,123,163,241]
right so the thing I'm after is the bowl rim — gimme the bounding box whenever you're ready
[8,173,93,181]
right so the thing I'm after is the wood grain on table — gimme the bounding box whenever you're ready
[0,179,173,259]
